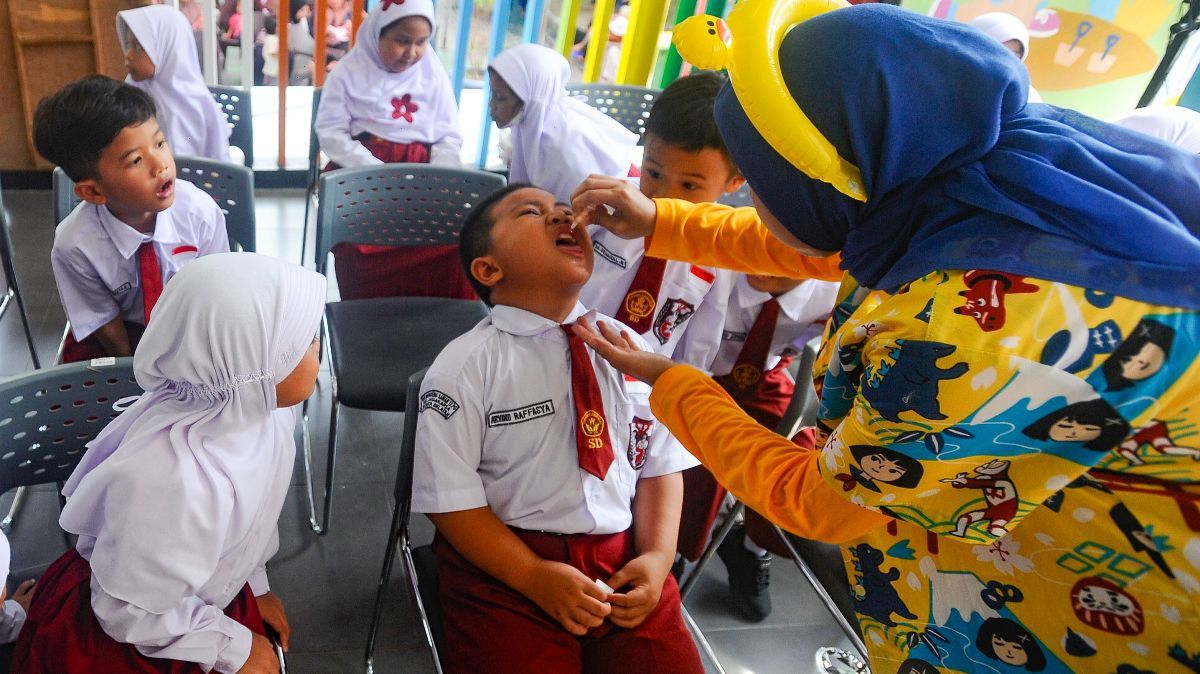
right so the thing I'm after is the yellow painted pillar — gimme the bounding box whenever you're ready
[555,0,584,58]
[583,0,616,82]
[615,0,669,86]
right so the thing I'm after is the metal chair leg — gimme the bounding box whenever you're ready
[300,395,322,533]
[403,544,444,673]
[310,398,339,535]
[681,605,726,674]
[680,500,745,601]
[365,501,404,674]
[0,486,27,532]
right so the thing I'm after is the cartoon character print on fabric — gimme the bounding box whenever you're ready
[391,93,418,122]
[1021,398,1130,453]
[953,270,1040,332]
[862,340,968,423]
[627,417,652,469]
[1109,503,1175,578]
[1101,319,1175,392]
[835,445,924,493]
[650,298,694,345]
[1040,319,1122,374]
[942,459,1019,538]
[896,659,942,674]
[1114,419,1200,466]
[1168,643,1200,672]
[850,543,917,627]
[1070,577,1144,636]
[975,618,1048,671]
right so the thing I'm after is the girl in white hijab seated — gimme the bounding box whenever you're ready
[117,5,232,162]
[968,11,1043,103]
[487,43,639,202]
[12,253,325,674]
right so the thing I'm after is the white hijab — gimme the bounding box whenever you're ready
[490,43,638,202]
[1112,106,1200,154]
[969,12,1030,62]
[59,253,325,612]
[323,0,459,144]
[117,5,231,162]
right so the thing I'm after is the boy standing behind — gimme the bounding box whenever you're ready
[413,184,703,673]
[35,76,228,361]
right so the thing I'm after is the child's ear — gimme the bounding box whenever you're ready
[75,180,107,206]
[723,171,746,195]
[470,256,504,291]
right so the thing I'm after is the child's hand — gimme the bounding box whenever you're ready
[237,634,280,674]
[10,579,35,614]
[523,560,611,635]
[570,176,656,238]
[255,592,290,652]
[605,551,673,629]
[572,318,675,386]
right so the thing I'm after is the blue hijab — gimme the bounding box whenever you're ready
[715,4,1200,310]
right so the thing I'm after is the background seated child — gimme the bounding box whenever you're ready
[315,0,468,301]
[580,72,739,369]
[0,532,36,648]
[12,253,325,674]
[413,184,704,673]
[35,75,229,362]
[487,43,638,202]
[117,5,232,162]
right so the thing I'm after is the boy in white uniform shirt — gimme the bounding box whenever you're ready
[412,184,704,674]
[34,75,229,362]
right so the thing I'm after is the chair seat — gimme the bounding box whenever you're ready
[326,297,488,411]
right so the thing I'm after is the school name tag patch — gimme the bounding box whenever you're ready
[592,241,626,269]
[487,400,554,427]
[420,390,460,419]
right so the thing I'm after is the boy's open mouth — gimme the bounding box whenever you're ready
[156,178,175,199]
[554,225,585,257]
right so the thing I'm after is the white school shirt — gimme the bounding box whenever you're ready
[50,180,229,341]
[580,227,735,371]
[412,303,698,534]
[0,600,24,644]
[707,275,840,377]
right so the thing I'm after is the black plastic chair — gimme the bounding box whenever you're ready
[564,83,660,137]
[364,369,442,674]
[0,183,40,369]
[303,164,502,535]
[208,85,254,167]
[52,167,76,226]
[301,87,323,265]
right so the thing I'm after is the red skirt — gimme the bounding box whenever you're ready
[325,136,478,302]
[11,549,266,673]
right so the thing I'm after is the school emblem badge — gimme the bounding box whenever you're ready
[651,298,695,345]
[628,417,653,469]
[581,410,606,438]
[730,364,762,388]
[623,290,656,322]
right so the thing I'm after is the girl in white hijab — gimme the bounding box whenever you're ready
[1113,105,1200,153]
[117,5,232,162]
[488,43,639,202]
[968,12,1043,102]
[314,0,463,168]
[11,253,325,674]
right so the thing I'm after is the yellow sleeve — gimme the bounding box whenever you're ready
[649,364,890,544]
[647,198,844,281]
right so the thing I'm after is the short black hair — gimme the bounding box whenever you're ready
[33,75,158,182]
[849,445,924,489]
[1022,398,1130,451]
[645,71,732,164]
[264,15,277,34]
[976,618,1046,671]
[458,182,534,306]
[1101,318,1175,391]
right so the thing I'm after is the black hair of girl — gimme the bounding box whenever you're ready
[1022,398,1130,451]
[1102,319,1175,391]
[849,445,924,489]
[975,617,1046,671]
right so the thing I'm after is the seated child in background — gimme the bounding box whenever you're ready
[487,43,638,202]
[315,0,467,300]
[117,5,232,162]
[12,253,324,674]
[0,532,36,646]
[580,71,740,368]
[413,184,704,674]
[35,76,229,362]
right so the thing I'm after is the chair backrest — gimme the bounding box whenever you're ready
[564,84,660,137]
[0,358,141,495]
[0,186,41,369]
[393,368,427,519]
[208,85,255,167]
[774,341,820,438]
[52,160,253,252]
[53,167,80,226]
[315,165,507,273]
[308,88,323,179]
[718,183,753,208]
[176,155,256,252]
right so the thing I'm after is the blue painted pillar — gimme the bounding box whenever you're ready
[476,0,512,167]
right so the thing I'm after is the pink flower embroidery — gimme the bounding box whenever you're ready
[381,0,405,9]
[391,94,418,123]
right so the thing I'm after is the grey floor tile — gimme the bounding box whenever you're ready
[286,647,438,674]
[703,623,859,674]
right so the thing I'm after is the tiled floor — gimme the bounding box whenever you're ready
[0,187,860,673]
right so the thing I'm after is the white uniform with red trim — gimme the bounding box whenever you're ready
[50,179,229,341]
[581,226,735,370]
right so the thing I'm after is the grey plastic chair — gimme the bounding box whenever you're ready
[52,159,254,252]
[301,87,323,265]
[303,165,502,535]
[0,359,141,532]
[718,183,753,208]
[564,84,660,137]
[364,369,441,674]
[208,85,254,167]
[0,182,40,369]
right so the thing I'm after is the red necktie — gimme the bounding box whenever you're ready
[561,325,615,480]
[137,241,164,324]
[716,297,781,399]
[614,252,667,333]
